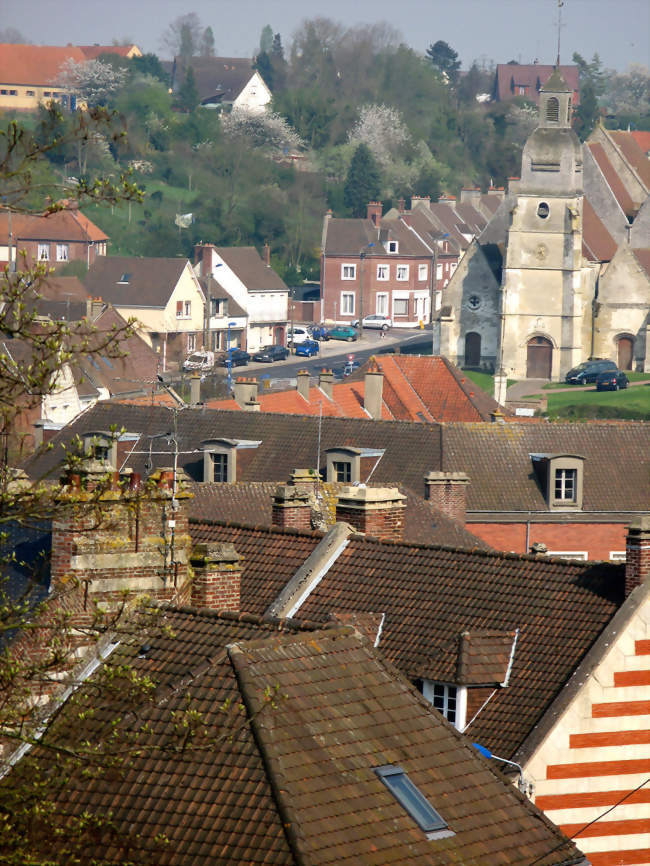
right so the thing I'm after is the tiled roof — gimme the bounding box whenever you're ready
[587,141,637,217]
[582,198,617,261]
[83,256,191,307]
[631,130,650,155]
[78,44,140,59]
[608,130,650,189]
[323,217,378,255]
[0,43,87,86]
[442,421,650,513]
[495,64,579,103]
[0,210,108,245]
[4,607,584,865]
[168,57,258,104]
[632,247,650,281]
[215,246,288,291]
[188,482,491,549]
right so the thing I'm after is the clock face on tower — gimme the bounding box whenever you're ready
[468,295,481,310]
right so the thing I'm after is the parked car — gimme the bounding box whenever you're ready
[565,359,617,385]
[342,360,361,377]
[219,348,250,367]
[294,339,320,357]
[252,345,289,363]
[287,327,311,345]
[596,369,629,391]
[310,324,330,341]
[329,326,359,342]
[182,350,215,372]
[352,314,392,331]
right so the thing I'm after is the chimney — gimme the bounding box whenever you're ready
[263,242,271,267]
[85,296,104,320]
[625,517,650,597]
[290,468,320,497]
[411,195,431,211]
[318,369,334,401]
[460,187,481,205]
[194,243,215,275]
[272,484,312,531]
[297,370,311,400]
[366,201,383,226]
[233,377,259,409]
[424,471,470,523]
[190,373,201,406]
[364,360,383,419]
[493,367,508,406]
[336,486,406,540]
[321,209,332,251]
[397,197,405,213]
[438,194,456,206]
[488,186,505,200]
[190,542,242,611]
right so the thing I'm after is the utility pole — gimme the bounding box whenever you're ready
[358,252,365,337]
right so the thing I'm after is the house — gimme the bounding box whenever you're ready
[194,243,288,352]
[25,402,649,562]
[167,56,271,112]
[0,43,141,112]
[494,62,580,107]
[83,256,211,368]
[2,596,587,864]
[439,72,650,381]
[0,209,108,269]
[208,355,510,422]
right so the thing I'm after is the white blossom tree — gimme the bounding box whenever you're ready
[57,58,127,107]
[348,103,412,168]
[222,107,305,155]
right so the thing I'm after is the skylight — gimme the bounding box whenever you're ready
[374,765,452,838]
[118,273,131,284]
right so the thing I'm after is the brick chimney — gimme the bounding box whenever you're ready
[290,468,320,496]
[625,516,650,597]
[190,542,242,611]
[364,360,384,419]
[194,243,215,276]
[336,486,406,540]
[297,370,311,400]
[319,369,334,401]
[397,197,405,213]
[263,242,271,267]
[233,377,259,410]
[367,201,383,226]
[190,373,201,406]
[424,471,470,523]
[272,484,312,531]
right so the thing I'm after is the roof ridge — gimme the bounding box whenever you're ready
[189,517,326,539]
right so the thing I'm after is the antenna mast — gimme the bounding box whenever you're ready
[556,0,564,66]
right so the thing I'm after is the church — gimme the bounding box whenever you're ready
[437,69,650,385]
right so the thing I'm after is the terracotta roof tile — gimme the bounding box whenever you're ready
[582,198,617,261]
[608,130,650,189]
[0,210,108,244]
[0,43,87,86]
[587,141,637,217]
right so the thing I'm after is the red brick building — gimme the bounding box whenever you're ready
[0,209,108,269]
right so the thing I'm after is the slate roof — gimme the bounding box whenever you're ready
[83,256,191,307]
[215,246,288,291]
[3,606,585,865]
[184,519,623,759]
[189,481,491,549]
[78,44,140,59]
[0,210,108,245]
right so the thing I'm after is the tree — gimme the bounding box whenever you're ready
[572,51,606,139]
[343,143,381,216]
[221,107,304,154]
[57,58,127,107]
[0,27,28,42]
[177,66,200,112]
[199,25,215,57]
[259,24,273,55]
[348,103,412,167]
[426,40,461,85]
[160,12,202,59]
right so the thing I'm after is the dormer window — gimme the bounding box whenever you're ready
[387,240,398,254]
[415,680,467,731]
[202,439,238,483]
[325,447,361,484]
[81,431,116,467]
[531,454,584,511]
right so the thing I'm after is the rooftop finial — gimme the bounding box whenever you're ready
[556,0,564,66]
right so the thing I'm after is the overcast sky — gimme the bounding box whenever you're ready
[3,0,649,71]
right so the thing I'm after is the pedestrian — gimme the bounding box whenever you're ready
[379,329,386,339]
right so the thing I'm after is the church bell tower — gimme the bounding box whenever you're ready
[498,69,586,380]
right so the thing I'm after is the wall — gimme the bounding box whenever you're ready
[468,520,630,561]
[233,72,272,113]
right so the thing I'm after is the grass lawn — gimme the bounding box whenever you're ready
[545,382,650,419]
[462,370,516,394]
[543,372,650,390]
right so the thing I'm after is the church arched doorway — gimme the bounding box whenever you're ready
[464,332,481,367]
[526,336,552,379]
[616,336,634,371]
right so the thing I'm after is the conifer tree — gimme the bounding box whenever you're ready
[343,143,381,217]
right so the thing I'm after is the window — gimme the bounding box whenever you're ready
[118,273,131,284]
[0,90,7,95]
[26,90,35,96]
[537,202,550,219]
[211,452,229,483]
[9,90,17,96]
[449,263,457,276]
[187,333,196,352]
[184,301,191,318]
[376,264,389,280]
[436,264,442,280]
[37,243,49,261]
[387,240,398,253]
[44,91,51,97]
[518,86,526,95]
[418,264,428,281]
[332,461,352,483]
[554,468,577,502]
[610,551,626,562]
[341,292,355,315]
[341,263,356,280]
[56,244,69,262]
[176,300,183,318]
[546,551,588,561]
[374,766,450,838]
[393,298,408,316]
[432,683,457,725]
[546,96,560,122]
[396,265,409,281]
[376,293,388,316]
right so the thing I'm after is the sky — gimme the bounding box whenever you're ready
[2,0,649,72]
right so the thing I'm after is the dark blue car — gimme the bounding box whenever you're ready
[294,339,319,357]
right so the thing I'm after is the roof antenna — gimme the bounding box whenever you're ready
[556,0,564,66]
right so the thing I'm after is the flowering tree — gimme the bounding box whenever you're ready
[222,107,305,154]
[348,103,411,168]
[57,58,127,107]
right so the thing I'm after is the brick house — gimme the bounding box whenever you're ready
[0,210,108,269]
[494,63,580,107]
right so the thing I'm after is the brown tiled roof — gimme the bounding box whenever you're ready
[582,198,617,262]
[5,607,584,865]
[608,130,650,189]
[323,217,378,255]
[495,64,580,103]
[215,246,288,291]
[78,44,140,59]
[189,481,491,549]
[0,43,87,86]
[631,130,650,155]
[169,57,258,104]
[456,630,518,685]
[0,210,108,244]
[587,141,637,217]
[83,256,191,307]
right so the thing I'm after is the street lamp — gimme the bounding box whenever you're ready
[358,242,375,337]
[226,320,237,392]
[472,742,532,795]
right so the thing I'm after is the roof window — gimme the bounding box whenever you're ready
[118,273,131,284]
[374,765,453,839]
